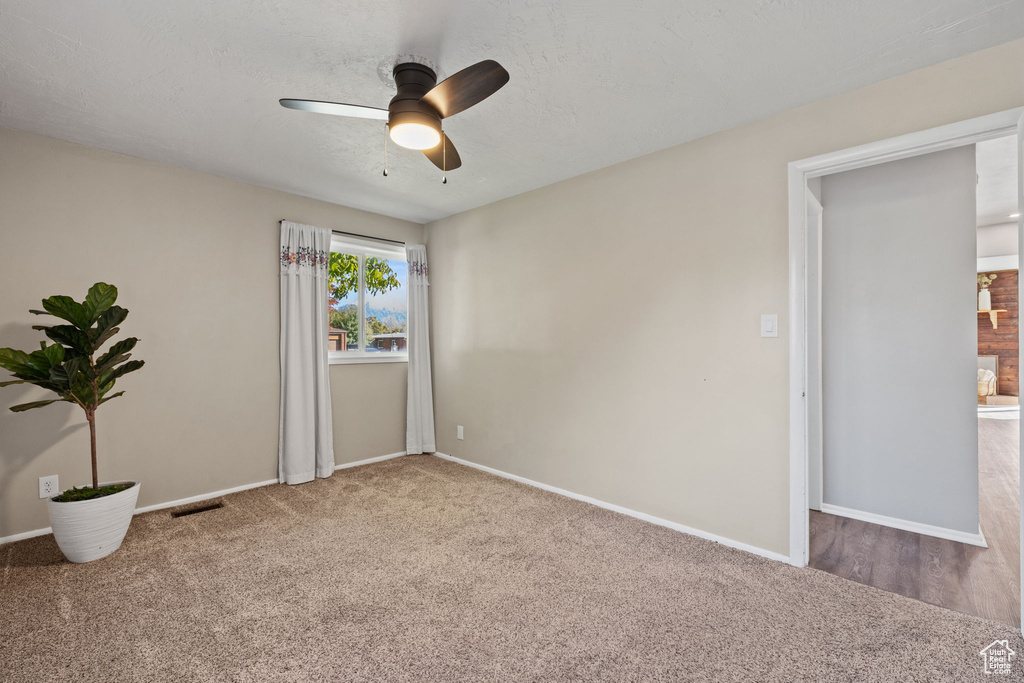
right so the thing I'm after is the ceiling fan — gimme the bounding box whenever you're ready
[280,59,510,173]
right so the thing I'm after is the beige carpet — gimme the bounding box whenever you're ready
[1,455,1020,682]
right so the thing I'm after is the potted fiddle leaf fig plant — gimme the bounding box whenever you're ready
[0,283,144,563]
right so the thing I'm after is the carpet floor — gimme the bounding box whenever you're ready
[2,455,1021,682]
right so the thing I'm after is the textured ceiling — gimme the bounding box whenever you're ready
[2,1,1024,224]
[977,135,1020,228]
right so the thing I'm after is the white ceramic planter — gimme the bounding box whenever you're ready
[47,481,140,563]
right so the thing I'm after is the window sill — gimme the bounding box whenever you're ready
[329,355,408,365]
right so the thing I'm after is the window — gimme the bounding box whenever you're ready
[327,235,407,364]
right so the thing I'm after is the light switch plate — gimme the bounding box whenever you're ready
[761,314,778,338]
[457,425,464,440]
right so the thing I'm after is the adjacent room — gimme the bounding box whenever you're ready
[3,2,1024,681]
[808,135,1022,628]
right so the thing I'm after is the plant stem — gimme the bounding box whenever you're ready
[88,352,99,490]
[87,409,98,489]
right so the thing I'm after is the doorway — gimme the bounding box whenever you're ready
[788,108,1024,627]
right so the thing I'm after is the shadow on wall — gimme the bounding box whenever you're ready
[0,321,86,536]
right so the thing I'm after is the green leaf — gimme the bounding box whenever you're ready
[25,348,53,369]
[83,283,117,322]
[99,359,144,387]
[96,337,137,371]
[10,399,60,412]
[0,348,49,381]
[92,306,128,346]
[20,348,60,380]
[42,343,64,366]
[364,256,401,295]
[97,354,129,375]
[0,348,32,372]
[41,295,91,330]
[94,327,121,349]
[69,374,96,407]
[43,325,95,355]
[80,359,96,382]
[0,379,27,387]
[50,356,82,384]
[48,365,70,384]
[64,356,82,378]
[98,391,125,405]
[47,362,77,395]
[327,253,402,301]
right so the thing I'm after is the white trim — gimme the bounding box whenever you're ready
[794,108,1023,179]
[978,255,1019,272]
[330,233,405,259]
[334,451,406,470]
[0,526,54,545]
[820,503,988,548]
[0,451,409,546]
[134,478,279,515]
[1015,110,1024,628]
[433,452,790,564]
[329,354,408,365]
[789,106,1024,569]
[806,191,823,513]
[788,161,810,566]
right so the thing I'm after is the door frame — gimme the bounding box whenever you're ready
[787,107,1024,577]
[805,190,823,512]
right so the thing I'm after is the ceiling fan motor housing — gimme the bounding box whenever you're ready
[388,62,442,134]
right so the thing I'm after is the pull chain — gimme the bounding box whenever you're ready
[441,132,447,185]
[383,123,389,177]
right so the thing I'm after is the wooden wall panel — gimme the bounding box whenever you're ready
[978,269,1019,396]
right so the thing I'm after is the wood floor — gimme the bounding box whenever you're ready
[810,417,1021,627]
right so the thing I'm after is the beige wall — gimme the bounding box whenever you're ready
[0,126,422,538]
[426,38,1024,556]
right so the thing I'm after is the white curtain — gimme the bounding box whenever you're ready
[406,244,436,454]
[279,221,335,484]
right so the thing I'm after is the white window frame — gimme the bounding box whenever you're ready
[328,234,408,365]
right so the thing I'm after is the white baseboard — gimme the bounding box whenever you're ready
[134,478,280,515]
[0,526,54,545]
[334,451,406,471]
[0,451,409,546]
[432,452,790,564]
[820,503,988,548]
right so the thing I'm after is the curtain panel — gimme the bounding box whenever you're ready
[406,244,436,454]
[279,221,335,484]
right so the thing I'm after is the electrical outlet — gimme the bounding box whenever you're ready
[39,475,59,499]
[457,425,464,440]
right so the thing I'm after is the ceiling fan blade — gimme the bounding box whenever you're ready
[279,99,388,120]
[423,133,462,171]
[420,60,509,118]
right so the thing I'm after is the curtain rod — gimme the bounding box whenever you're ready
[278,220,405,246]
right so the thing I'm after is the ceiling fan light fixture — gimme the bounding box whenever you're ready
[282,58,508,173]
[389,122,441,150]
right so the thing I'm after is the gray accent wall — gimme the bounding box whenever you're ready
[820,146,979,534]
